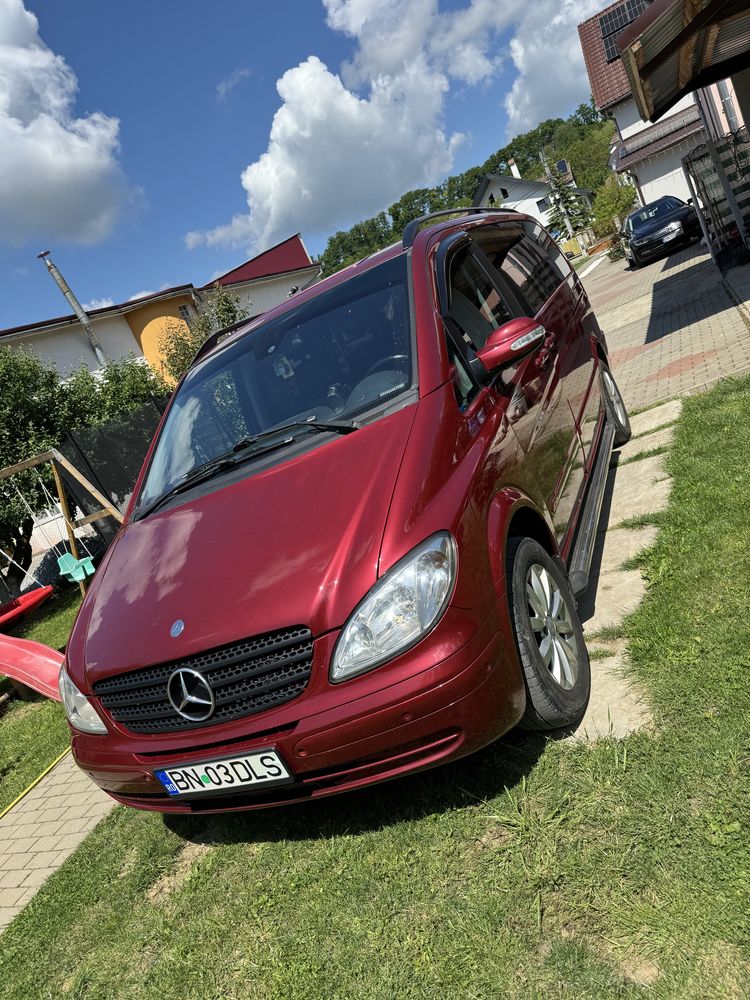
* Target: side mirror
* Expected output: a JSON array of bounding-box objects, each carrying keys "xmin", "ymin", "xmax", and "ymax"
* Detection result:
[
  {"xmin": 475, "ymin": 318, "xmax": 546, "ymax": 374},
  {"xmin": 687, "ymin": 198, "xmax": 693, "ymax": 205}
]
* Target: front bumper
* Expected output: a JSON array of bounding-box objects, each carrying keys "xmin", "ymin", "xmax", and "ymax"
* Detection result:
[
  {"xmin": 71, "ymin": 598, "xmax": 525, "ymax": 812},
  {"xmin": 630, "ymin": 229, "xmax": 689, "ymax": 260}
]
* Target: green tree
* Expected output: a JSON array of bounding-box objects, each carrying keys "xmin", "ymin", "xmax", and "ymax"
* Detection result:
[
  {"xmin": 160, "ymin": 284, "xmax": 248, "ymax": 383},
  {"xmin": 546, "ymin": 167, "xmax": 591, "ymax": 236},
  {"xmin": 0, "ymin": 347, "xmax": 166, "ymax": 580},
  {"xmin": 592, "ymin": 176, "xmax": 637, "ymax": 237}
]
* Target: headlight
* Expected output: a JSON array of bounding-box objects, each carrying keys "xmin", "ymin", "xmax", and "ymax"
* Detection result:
[
  {"xmin": 331, "ymin": 532, "xmax": 457, "ymax": 682},
  {"xmin": 654, "ymin": 221, "xmax": 682, "ymax": 238},
  {"xmin": 58, "ymin": 665, "xmax": 108, "ymax": 734}
]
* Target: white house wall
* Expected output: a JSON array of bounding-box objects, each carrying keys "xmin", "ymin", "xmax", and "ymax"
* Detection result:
[
  {"xmin": 615, "ymin": 93, "xmax": 697, "ymax": 140},
  {"xmin": 631, "ymin": 145, "xmax": 696, "ymax": 203},
  {"xmin": 7, "ymin": 314, "xmax": 141, "ymax": 376},
  {"xmin": 476, "ymin": 179, "xmax": 552, "ymax": 227},
  {"xmin": 226, "ymin": 267, "xmax": 321, "ymax": 318}
]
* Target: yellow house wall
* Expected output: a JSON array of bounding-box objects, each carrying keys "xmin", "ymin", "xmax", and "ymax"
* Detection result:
[{"xmin": 125, "ymin": 295, "xmax": 193, "ymax": 377}]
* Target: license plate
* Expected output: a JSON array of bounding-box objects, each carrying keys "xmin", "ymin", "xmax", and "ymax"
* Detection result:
[{"xmin": 154, "ymin": 749, "xmax": 291, "ymax": 797}]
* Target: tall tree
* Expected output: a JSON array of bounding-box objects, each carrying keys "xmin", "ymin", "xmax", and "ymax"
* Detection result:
[
  {"xmin": 546, "ymin": 167, "xmax": 591, "ymax": 236},
  {"xmin": 160, "ymin": 284, "xmax": 248, "ymax": 383}
]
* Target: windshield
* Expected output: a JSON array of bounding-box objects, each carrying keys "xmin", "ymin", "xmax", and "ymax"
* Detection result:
[
  {"xmin": 138, "ymin": 255, "xmax": 413, "ymax": 509},
  {"xmin": 626, "ymin": 198, "xmax": 683, "ymax": 233}
]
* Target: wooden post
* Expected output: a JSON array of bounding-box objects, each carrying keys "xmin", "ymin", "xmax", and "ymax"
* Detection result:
[{"xmin": 50, "ymin": 459, "xmax": 86, "ymax": 597}]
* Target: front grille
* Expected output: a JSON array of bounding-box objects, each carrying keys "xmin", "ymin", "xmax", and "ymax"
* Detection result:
[{"xmin": 93, "ymin": 626, "xmax": 313, "ymax": 734}]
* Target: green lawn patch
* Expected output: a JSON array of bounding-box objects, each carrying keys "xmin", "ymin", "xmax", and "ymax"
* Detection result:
[
  {"xmin": 2, "ymin": 378, "xmax": 749, "ymax": 997},
  {"xmin": 0, "ymin": 588, "xmax": 80, "ymax": 812},
  {"xmin": 8, "ymin": 585, "xmax": 82, "ymax": 650}
]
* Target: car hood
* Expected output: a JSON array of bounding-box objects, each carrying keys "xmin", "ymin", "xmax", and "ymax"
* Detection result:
[
  {"xmin": 73, "ymin": 406, "xmax": 417, "ymax": 684},
  {"xmin": 629, "ymin": 206, "xmax": 692, "ymax": 240}
]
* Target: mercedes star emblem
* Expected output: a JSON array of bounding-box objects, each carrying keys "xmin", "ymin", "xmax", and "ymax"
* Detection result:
[{"xmin": 167, "ymin": 667, "xmax": 215, "ymax": 722}]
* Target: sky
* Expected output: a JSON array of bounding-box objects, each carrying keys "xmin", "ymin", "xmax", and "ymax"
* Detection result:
[{"xmin": 0, "ymin": 0, "xmax": 603, "ymax": 330}]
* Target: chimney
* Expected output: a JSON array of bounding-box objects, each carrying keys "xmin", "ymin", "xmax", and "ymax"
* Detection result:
[
  {"xmin": 37, "ymin": 251, "xmax": 107, "ymax": 367},
  {"xmin": 507, "ymin": 158, "xmax": 522, "ymax": 180}
]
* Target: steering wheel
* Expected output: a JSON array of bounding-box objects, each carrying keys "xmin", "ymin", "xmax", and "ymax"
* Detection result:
[{"xmin": 363, "ymin": 355, "xmax": 408, "ymax": 378}]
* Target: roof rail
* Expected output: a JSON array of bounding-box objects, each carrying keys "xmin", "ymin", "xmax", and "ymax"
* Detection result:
[
  {"xmin": 401, "ymin": 206, "xmax": 516, "ymax": 250},
  {"xmin": 189, "ymin": 315, "xmax": 250, "ymax": 369}
]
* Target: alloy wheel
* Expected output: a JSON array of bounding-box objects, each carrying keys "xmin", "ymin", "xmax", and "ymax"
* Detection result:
[
  {"xmin": 525, "ymin": 564, "xmax": 579, "ymax": 690},
  {"xmin": 603, "ymin": 370, "xmax": 628, "ymax": 428}
]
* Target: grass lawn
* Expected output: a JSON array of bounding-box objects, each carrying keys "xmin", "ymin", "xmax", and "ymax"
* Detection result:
[
  {"xmin": 2, "ymin": 378, "xmax": 749, "ymax": 997},
  {"xmin": 0, "ymin": 587, "xmax": 81, "ymax": 813}
]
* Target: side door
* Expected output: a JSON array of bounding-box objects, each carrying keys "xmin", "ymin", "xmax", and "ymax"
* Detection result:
[
  {"xmin": 474, "ymin": 223, "xmax": 587, "ymax": 550},
  {"xmin": 439, "ymin": 229, "xmax": 560, "ymax": 520}
]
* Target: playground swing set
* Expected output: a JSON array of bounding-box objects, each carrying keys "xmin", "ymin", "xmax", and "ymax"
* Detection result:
[{"xmin": 0, "ymin": 448, "xmax": 123, "ymax": 630}]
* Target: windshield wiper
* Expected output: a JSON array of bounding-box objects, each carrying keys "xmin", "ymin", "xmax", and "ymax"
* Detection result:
[
  {"xmin": 230, "ymin": 418, "xmax": 359, "ymax": 455},
  {"xmin": 136, "ymin": 419, "xmax": 359, "ymax": 520}
]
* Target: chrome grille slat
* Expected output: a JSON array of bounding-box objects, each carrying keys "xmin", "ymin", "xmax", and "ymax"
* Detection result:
[{"xmin": 93, "ymin": 627, "xmax": 313, "ymax": 734}]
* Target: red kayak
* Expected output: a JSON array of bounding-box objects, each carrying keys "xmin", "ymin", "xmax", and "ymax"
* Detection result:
[
  {"xmin": 0, "ymin": 585, "xmax": 54, "ymax": 632},
  {"xmin": 0, "ymin": 633, "xmax": 63, "ymax": 701}
]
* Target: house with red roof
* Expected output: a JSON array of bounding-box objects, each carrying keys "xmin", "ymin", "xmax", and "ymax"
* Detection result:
[
  {"xmin": 0, "ymin": 234, "xmax": 321, "ymax": 377},
  {"xmin": 578, "ymin": 1, "xmax": 743, "ymax": 206}
]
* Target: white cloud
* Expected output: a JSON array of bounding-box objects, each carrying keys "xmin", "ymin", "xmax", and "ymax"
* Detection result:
[
  {"xmin": 0, "ymin": 0, "xmax": 127, "ymax": 246},
  {"xmin": 128, "ymin": 289, "xmax": 155, "ymax": 301},
  {"xmin": 186, "ymin": 0, "xmax": 601, "ymax": 255},
  {"xmin": 216, "ymin": 67, "xmax": 252, "ymax": 104},
  {"xmin": 82, "ymin": 296, "xmax": 114, "ymax": 310},
  {"xmin": 503, "ymin": 0, "xmax": 603, "ymax": 133}
]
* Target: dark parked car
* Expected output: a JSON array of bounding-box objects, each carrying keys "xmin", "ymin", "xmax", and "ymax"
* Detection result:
[
  {"xmin": 622, "ymin": 195, "xmax": 702, "ymax": 267},
  {"xmin": 59, "ymin": 208, "xmax": 631, "ymax": 814}
]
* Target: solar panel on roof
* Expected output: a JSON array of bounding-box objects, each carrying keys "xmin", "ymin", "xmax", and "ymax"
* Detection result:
[{"xmin": 600, "ymin": 0, "xmax": 651, "ymax": 63}]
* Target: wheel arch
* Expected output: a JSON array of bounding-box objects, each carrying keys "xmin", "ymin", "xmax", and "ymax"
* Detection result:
[{"xmin": 486, "ymin": 488, "xmax": 558, "ymax": 597}]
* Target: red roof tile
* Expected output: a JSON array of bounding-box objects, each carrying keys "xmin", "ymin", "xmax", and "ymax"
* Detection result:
[
  {"xmin": 578, "ymin": 1, "xmax": 633, "ymax": 111},
  {"xmin": 210, "ymin": 234, "xmax": 314, "ymax": 287}
]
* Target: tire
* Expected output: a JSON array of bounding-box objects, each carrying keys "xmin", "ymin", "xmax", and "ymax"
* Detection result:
[
  {"xmin": 601, "ymin": 366, "xmax": 631, "ymax": 446},
  {"xmin": 506, "ymin": 537, "xmax": 590, "ymax": 731}
]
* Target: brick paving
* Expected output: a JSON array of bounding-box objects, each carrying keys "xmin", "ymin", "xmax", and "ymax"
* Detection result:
[
  {"xmin": 2, "ymin": 242, "xmax": 750, "ymax": 936},
  {"xmin": 581, "ymin": 243, "xmax": 750, "ymax": 410},
  {"xmin": 0, "ymin": 751, "xmax": 113, "ymax": 932}
]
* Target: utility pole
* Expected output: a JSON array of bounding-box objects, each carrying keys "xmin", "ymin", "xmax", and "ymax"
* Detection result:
[{"xmin": 37, "ymin": 251, "xmax": 107, "ymax": 367}]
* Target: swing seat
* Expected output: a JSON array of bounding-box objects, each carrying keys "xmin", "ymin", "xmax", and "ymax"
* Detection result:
[
  {"xmin": 57, "ymin": 553, "xmax": 95, "ymax": 583},
  {"xmin": 0, "ymin": 586, "xmax": 54, "ymax": 632}
]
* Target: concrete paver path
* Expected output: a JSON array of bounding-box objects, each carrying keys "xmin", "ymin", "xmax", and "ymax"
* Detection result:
[
  {"xmin": 581, "ymin": 244, "xmax": 750, "ymax": 411},
  {"xmin": 0, "ymin": 751, "xmax": 113, "ymax": 931}
]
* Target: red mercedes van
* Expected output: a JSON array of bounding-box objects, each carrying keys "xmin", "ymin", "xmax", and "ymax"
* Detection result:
[{"xmin": 60, "ymin": 209, "xmax": 630, "ymax": 813}]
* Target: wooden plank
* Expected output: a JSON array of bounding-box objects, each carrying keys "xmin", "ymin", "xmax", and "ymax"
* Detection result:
[
  {"xmin": 73, "ymin": 509, "xmax": 114, "ymax": 529},
  {"xmin": 51, "ymin": 461, "xmax": 86, "ymax": 598},
  {"xmin": 51, "ymin": 450, "xmax": 123, "ymax": 523},
  {"xmin": 0, "ymin": 452, "xmax": 55, "ymax": 480}
]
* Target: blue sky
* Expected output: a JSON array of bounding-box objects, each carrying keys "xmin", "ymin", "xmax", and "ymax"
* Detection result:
[{"xmin": 0, "ymin": 0, "xmax": 600, "ymax": 330}]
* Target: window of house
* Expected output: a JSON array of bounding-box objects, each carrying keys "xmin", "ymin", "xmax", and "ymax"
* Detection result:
[
  {"xmin": 178, "ymin": 304, "xmax": 193, "ymax": 323},
  {"xmin": 536, "ymin": 197, "xmax": 550, "ymax": 213}
]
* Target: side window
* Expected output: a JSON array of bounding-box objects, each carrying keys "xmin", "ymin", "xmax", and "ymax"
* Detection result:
[
  {"xmin": 448, "ymin": 248, "xmax": 514, "ymax": 351},
  {"xmin": 445, "ymin": 334, "xmax": 477, "ymax": 409},
  {"xmin": 499, "ymin": 236, "xmax": 563, "ymax": 316}
]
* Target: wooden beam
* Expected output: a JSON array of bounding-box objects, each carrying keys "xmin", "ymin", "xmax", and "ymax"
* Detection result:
[
  {"xmin": 51, "ymin": 450, "xmax": 123, "ymax": 523},
  {"xmin": 0, "ymin": 452, "xmax": 56, "ymax": 480},
  {"xmin": 51, "ymin": 461, "xmax": 86, "ymax": 597},
  {"xmin": 73, "ymin": 509, "xmax": 114, "ymax": 529}
]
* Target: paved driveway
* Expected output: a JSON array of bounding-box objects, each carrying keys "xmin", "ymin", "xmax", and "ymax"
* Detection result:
[{"xmin": 581, "ymin": 244, "xmax": 750, "ymax": 410}]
